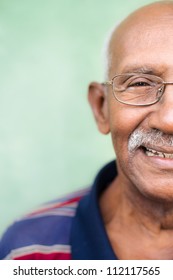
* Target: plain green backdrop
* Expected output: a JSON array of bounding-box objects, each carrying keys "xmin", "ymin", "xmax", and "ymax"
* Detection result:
[{"xmin": 0, "ymin": 0, "xmax": 156, "ymax": 236}]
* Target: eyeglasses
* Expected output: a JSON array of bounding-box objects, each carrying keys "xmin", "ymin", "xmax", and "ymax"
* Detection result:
[{"xmin": 103, "ymin": 73, "xmax": 173, "ymax": 106}]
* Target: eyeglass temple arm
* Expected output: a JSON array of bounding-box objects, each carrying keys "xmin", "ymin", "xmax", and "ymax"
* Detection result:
[
  {"xmin": 102, "ymin": 81, "xmax": 112, "ymax": 86},
  {"xmin": 162, "ymin": 82, "xmax": 173, "ymax": 85}
]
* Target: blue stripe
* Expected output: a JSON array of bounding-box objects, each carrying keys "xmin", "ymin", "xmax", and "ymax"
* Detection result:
[{"xmin": 0, "ymin": 215, "xmax": 74, "ymax": 259}]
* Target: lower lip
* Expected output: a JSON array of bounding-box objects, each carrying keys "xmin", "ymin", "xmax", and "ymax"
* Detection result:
[{"xmin": 137, "ymin": 148, "xmax": 173, "ymax": 169}]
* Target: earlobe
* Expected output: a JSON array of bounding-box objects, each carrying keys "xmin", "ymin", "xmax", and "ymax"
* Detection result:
[{"xmin": 88, "ymin": 82, "xmax": 110, "ymax": 134}]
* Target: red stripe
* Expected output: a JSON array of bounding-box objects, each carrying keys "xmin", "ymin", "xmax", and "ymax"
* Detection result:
[
  {"xmin": 14, "ymin": 252, "xmax": 72, "ymax": 260},
  {"xmin": 27, "ymin": 196, "xmax": 82, "ymax": 217}
]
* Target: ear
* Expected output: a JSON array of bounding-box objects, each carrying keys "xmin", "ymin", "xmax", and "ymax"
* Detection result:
[{"xmin": 88, "ymin": 82, "xmax": 110, "ymax": 134}]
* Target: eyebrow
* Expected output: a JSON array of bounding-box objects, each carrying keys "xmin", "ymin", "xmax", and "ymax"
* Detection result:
[{"xmin": 120, "ymin": 65, "xmax": 163, "ymax": 76}]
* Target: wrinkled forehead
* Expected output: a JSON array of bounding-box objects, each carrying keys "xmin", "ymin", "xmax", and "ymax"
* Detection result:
[{"xmin": 109, "ymin": 4, "xmax": 173, "ymax": 78}]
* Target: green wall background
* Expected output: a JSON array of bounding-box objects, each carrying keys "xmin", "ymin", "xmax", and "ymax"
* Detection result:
[{"xmin": 0, "ymin": 0, "xmax": 156, "ymax": 236}]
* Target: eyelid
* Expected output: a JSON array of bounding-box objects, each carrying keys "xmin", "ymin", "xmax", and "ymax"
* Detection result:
[{"xmin": 128, "ymin": 81, "xmax": 151, "ymax": 88}]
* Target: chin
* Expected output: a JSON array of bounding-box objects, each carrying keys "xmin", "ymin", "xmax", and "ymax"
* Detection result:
[
  {"xmin": 118, "ymin": 151, "xmax": 173, "ymax": 205},
  {"xmin": 130, "ymin": 174, "xmax": 173, "ymax": 204}
]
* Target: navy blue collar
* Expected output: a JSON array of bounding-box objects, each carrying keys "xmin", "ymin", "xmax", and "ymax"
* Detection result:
[{"xmin": 71, "ymin": 160, "xmax": 118, "ymax": 260}]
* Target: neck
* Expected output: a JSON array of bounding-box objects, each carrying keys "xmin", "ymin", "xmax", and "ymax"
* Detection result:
[
  {"xmin": 99, "ymin": 176, "xmax": 173, "ymax": 259},
  {"xmin": 100, "ymin": 175, "xmax": 173, "ymax": 231}
]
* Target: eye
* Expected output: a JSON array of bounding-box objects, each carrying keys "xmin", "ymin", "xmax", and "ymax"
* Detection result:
[
  {"xmin": 127, "ymin": 78, "xmax": 153, "ymax": 88},
  {"xmin": 129, "ymin": 81, "xmax": 150, "ymax": 87}
]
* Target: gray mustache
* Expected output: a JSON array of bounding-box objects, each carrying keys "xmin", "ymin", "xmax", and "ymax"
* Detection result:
[{"xmin": 128, "ymin": 129, "xmax": 173, "ymax": 152}]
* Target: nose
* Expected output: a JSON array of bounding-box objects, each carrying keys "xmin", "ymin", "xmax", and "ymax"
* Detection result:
[{"xmin": 148, "ymin": 84, "xmax": 173, "ymax": 134}]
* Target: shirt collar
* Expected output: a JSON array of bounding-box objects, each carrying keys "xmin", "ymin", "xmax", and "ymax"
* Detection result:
[{"xmin": 71, "ymin": 160, "xmax": 118, "ymax": 260}]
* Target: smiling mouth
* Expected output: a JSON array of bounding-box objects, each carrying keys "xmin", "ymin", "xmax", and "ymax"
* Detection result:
[{"xmin": 142, "ymin": 147, "xmax": 173, "ymax": 159}]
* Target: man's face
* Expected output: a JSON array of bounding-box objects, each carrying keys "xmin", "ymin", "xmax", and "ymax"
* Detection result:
[{"xmin": 107, "ymin": 12, "xmax": 173, "ymax": 202}]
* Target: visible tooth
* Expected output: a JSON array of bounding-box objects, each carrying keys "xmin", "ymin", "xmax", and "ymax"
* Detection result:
[
  {"xmin": 160, "ymin": 152, "xmax": 165, "ymax": 158},
  {"xmin": 145, "ymin": 148, "xmax": 173, "ymax": 158},
  {"xmin": 148, "ymin": 148, "xmax": 155, "ymax": 153},
  {"xmin": 164, "ymin": 153, "xmax": 173, "ymax": 159},
  {"xmin": 146, "ymin": 150, "xmax": 155, "ymax": 157},
  {"xmin": 158, "ymin": 152, "xmax": 164, "ymax": 158}
]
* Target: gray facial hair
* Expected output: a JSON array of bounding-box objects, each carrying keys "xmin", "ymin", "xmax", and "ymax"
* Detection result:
[{"xmin": 128, "ymin": 129, "xmax": 173, "ymax": 153}]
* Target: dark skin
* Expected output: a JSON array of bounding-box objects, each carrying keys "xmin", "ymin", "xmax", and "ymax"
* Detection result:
[{"xmin": 88, "ymin": 1, "xmax": 173, "ymax": 259}]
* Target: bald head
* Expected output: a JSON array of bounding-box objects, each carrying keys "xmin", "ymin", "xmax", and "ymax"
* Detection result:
[{"xmin": 106, "ymin": 0, "xmax": 173, "ymax": 79}]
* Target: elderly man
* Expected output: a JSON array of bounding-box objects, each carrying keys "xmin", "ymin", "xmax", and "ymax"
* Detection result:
[{"xmin": 1, "ymin": 0, "xmax": 173, "ymax": 260}]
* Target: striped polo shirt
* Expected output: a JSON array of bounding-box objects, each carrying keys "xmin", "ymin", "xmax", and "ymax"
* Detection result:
[{"xmin": 0, "ymin": 161, "xmax": 117, "ymax": 260}]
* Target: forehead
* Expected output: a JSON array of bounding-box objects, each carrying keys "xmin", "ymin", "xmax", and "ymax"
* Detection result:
[{"xmin": 109, "ymin": 8, "xmax": 173, "ymax": 77}]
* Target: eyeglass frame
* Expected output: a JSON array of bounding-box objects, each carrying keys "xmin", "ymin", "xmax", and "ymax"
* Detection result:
[{"xmin": 102, "ymin": 73, "xmax": 173, "ymax": 106}]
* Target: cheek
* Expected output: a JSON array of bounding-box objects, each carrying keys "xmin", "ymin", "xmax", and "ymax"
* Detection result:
[{"xmin": 108, "ymin": 102, "xmax": 150, "ymax": 153}]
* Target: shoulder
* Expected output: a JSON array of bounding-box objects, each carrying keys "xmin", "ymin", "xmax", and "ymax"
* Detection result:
[{"xmin": 0, "ymin": 188, "xmax": 90, "ymax": 260}]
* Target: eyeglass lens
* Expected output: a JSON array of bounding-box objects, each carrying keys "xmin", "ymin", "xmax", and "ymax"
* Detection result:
[{"xmin": 112, "ymin": 74, "xmax": 164, "ymax": 105}]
